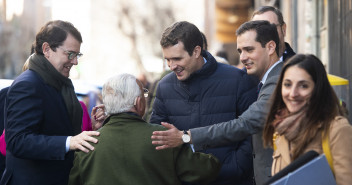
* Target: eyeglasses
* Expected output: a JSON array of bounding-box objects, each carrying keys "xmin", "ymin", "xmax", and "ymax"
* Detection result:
[
  {"xmin": 59, "ymin": 47, "xmax": 83, "ymax": 60},
  {"xmin": 143, "ymin": 88, "xmax": 149, "ymax": 98}
]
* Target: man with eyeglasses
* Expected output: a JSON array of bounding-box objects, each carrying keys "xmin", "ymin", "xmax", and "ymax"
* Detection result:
[{"xmin": 1, "ymin": 20, "xmax": 100, "ymax": 185}]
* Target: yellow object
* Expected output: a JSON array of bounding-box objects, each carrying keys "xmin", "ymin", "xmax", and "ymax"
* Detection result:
[
  {"xmin": 322, "ymin": 132, "xmax": 335, "ymax": 176},
  {"xmin": 273, "ymin": 132, "xmax": 278, "ymax": 151},
  {"xmin": 328, "ymin": 74, "xmax": 349, "ymax": 86}
]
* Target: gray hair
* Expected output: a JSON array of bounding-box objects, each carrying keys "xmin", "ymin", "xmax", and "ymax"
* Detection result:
[{"xmin": 102, "ymin": 73, "xmax": 141, "ymax": 114}]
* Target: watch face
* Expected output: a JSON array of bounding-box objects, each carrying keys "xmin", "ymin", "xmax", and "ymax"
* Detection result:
[{"xmin": 182, "ymin": 134, "xmax": 191, "ymax": 143}]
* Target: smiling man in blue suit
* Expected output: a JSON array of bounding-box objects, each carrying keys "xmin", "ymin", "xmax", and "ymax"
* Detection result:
[{"xmin": 1, "ymin": 20, "xmax": 100, "ymax": 185}]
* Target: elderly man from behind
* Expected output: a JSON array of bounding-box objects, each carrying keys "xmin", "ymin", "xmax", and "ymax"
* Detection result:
[{"xmin": 68, "ymin": 73, "xmax": 221, "ymax": 185}]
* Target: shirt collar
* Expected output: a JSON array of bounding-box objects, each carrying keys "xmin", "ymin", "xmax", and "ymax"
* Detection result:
[{"xmin": 261, "ymin": 57, "xmax": 283, "ymax": 84}]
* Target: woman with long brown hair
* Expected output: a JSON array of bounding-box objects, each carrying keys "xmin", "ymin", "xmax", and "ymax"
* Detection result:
[{"xmin": 263, "ymin": 54, "xmax": 352, "ymax": 184}]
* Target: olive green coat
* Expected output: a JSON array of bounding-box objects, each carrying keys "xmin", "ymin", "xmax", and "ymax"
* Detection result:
[{"xmin": 68, "ymin": 113, "xmax": 220, "ymax": 185}]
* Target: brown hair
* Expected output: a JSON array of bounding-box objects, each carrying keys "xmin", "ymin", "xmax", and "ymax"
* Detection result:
[
  {"xmin": 34, "ymin": 20, "xmax": 82, "ymax": 55},
  {"xmin": 160, "ymin": 21, "xmax": 203, "ymax": 56},
  {"xmin": 236, "ymin": 20, "xmax": 280, "ymax": 57},
  {"xmin": 263, "ymin": 54, "xmax": 344, "ymax": 159}
]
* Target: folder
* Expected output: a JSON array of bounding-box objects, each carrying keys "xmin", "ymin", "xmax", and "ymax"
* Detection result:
[{"xmin": 269, "ymin": 154, "xmax": 336, "ymax": 185}]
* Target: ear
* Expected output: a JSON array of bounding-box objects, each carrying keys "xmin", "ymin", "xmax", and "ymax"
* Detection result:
[
  {"xmin": 281, "ymin": 23, "xmax": 287, "ymax": 37},
  {"xmin": 42, "ymin": 42, "xmax": 51, "ymax": 59},
  {"xmin": 193, "ymin": 46, "xmax": 202, "ymax": 58},
  {"xmin": 134, "ymin": 96, "xmax": 144, "ymax": 116},
  {"xmin": 266, "ymin": 40, "xmax": 277, "ymax": 56}
]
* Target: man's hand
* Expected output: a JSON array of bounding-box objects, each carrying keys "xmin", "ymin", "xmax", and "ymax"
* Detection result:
[
  {"xmin": 70, "ymin": 131, "xmax": 100, "ymax": 153},
  {"xmin": 91, "ymin": 104, "xmax": 106, "ymax": 130},
  {"xmin": 151, "ymin": 122, "xmax": 185, "ymax": 150}
]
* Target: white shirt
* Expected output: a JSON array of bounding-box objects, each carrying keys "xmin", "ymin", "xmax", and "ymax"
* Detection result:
[{"xmin": 260, "ymin": 56, "xmax": 283, "ymax": 84}]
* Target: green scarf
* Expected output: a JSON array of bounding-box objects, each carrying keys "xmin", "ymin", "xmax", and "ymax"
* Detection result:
[{"xmin": 28, "ymin": 54, "xmax": 82, "ymax": 135}]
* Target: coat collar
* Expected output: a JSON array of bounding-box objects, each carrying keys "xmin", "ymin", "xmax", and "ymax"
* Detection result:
[
  {"xmin": 267, "ymin": 61, "xmax": 284, "ymax": 81},
  {"xmin": 283, "ymin": 42, "xmax": 296, "ymax": 62},
  {"xmin": 184, "ymin": 51, "xmax": 218, "ymax": 82},
  {"xmin": 102, "ymin": 112, "xmax": 145, "ymax": 127}
]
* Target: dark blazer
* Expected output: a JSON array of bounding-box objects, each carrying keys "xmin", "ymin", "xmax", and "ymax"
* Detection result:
[
  {"xmin": 0, "ymin": 87, "xmax": 8, "ymax": 133},
  {"xmin": 69, "ymin": 113, "xmax": 221, "ymax": 185},
  {"xmin": 1, "ymin": 70, "xmax": 75, "ymax": 185},
  {"xmin": 191, "ymin": 62, "xmax": 285, "ymax": 185},
  {"xmin": 0, "ymin": 87, "xmax": 8, "ymax": 176},
  {"xmin": 283, "ymin": 42, "xmax": 295, "ymax": 62},
  {"xmin": 150, "ymin": 51, "xmax": 257, "ymax": 185}
]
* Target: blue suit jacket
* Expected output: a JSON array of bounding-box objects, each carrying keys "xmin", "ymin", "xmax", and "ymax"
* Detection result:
[{"xmin": 1, "ymin": 70, "xmax": 75, "ymax": 185}]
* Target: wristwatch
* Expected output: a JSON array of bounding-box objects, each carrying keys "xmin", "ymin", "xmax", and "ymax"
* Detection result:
[{"xmin": 182, "ymin": 130, "xmax": 191, "ymax": 143}]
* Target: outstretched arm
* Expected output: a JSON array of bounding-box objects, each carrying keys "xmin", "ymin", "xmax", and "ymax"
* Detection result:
[
  {"xmin": 151, "ymin": 75, "xmax": 279, "ymax": 151},
  {"xmin": 191, "ymin": 75, "xmax": 278, "ymax": 151},
  {"xmin": 151, "ymin": 122, "xmax": 185, "ymax": 150}
]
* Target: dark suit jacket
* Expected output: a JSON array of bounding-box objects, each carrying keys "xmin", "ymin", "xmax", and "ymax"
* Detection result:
[
  {"xmin": 1, "ymin": 70, "xmax": 76, "ymax": 185},
  {"xmin": 191, "ymin": 62, "xmax": 285, "ymax": 185},
  {"xmin": 0, "ymin": 87, "xmax": 9, "ymax": 176},
  {"xmin": 69, "ymin": 113, "xmax": 221, "ymax": 185},
  {"xmin": 283, "ymin": 42, "xmax": 295, "ymax": 62},
  {"xmin": 0, "ymin": 87, "xmax": 8, "ymax": 133}
]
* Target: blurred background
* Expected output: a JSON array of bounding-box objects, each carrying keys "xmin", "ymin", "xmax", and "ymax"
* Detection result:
[{"xmin": 0, "ymin": 0, "xmax": 351, "ymax": 120}]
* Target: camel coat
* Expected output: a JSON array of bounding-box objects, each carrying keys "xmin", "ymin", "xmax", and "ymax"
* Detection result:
[{"xmin": 272, "ymin": 116, "xmax": 352, "ymax": 185}]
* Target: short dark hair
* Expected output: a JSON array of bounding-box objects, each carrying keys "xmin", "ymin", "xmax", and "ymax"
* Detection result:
[
  {"xmin": 263, "ymin": 54, "xmax": 343, "ymax": 159},
  {"xmin": 160, "ymin": 21, "xmax": 203, "ymax": 56},
  {"xmin": 200, "ymin": 32, "xmax": 208, "ymax": 51},
  {"xmin": 252, "ymin": 6, "xmax": 285, "ymax": 26},
  {"xmin": 236, "ymin": 20, "xmax": 279, "ymax": 57},
  {"xmin": 34, "ymin": 20, "xmax": 82, "ymax": 55}
]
